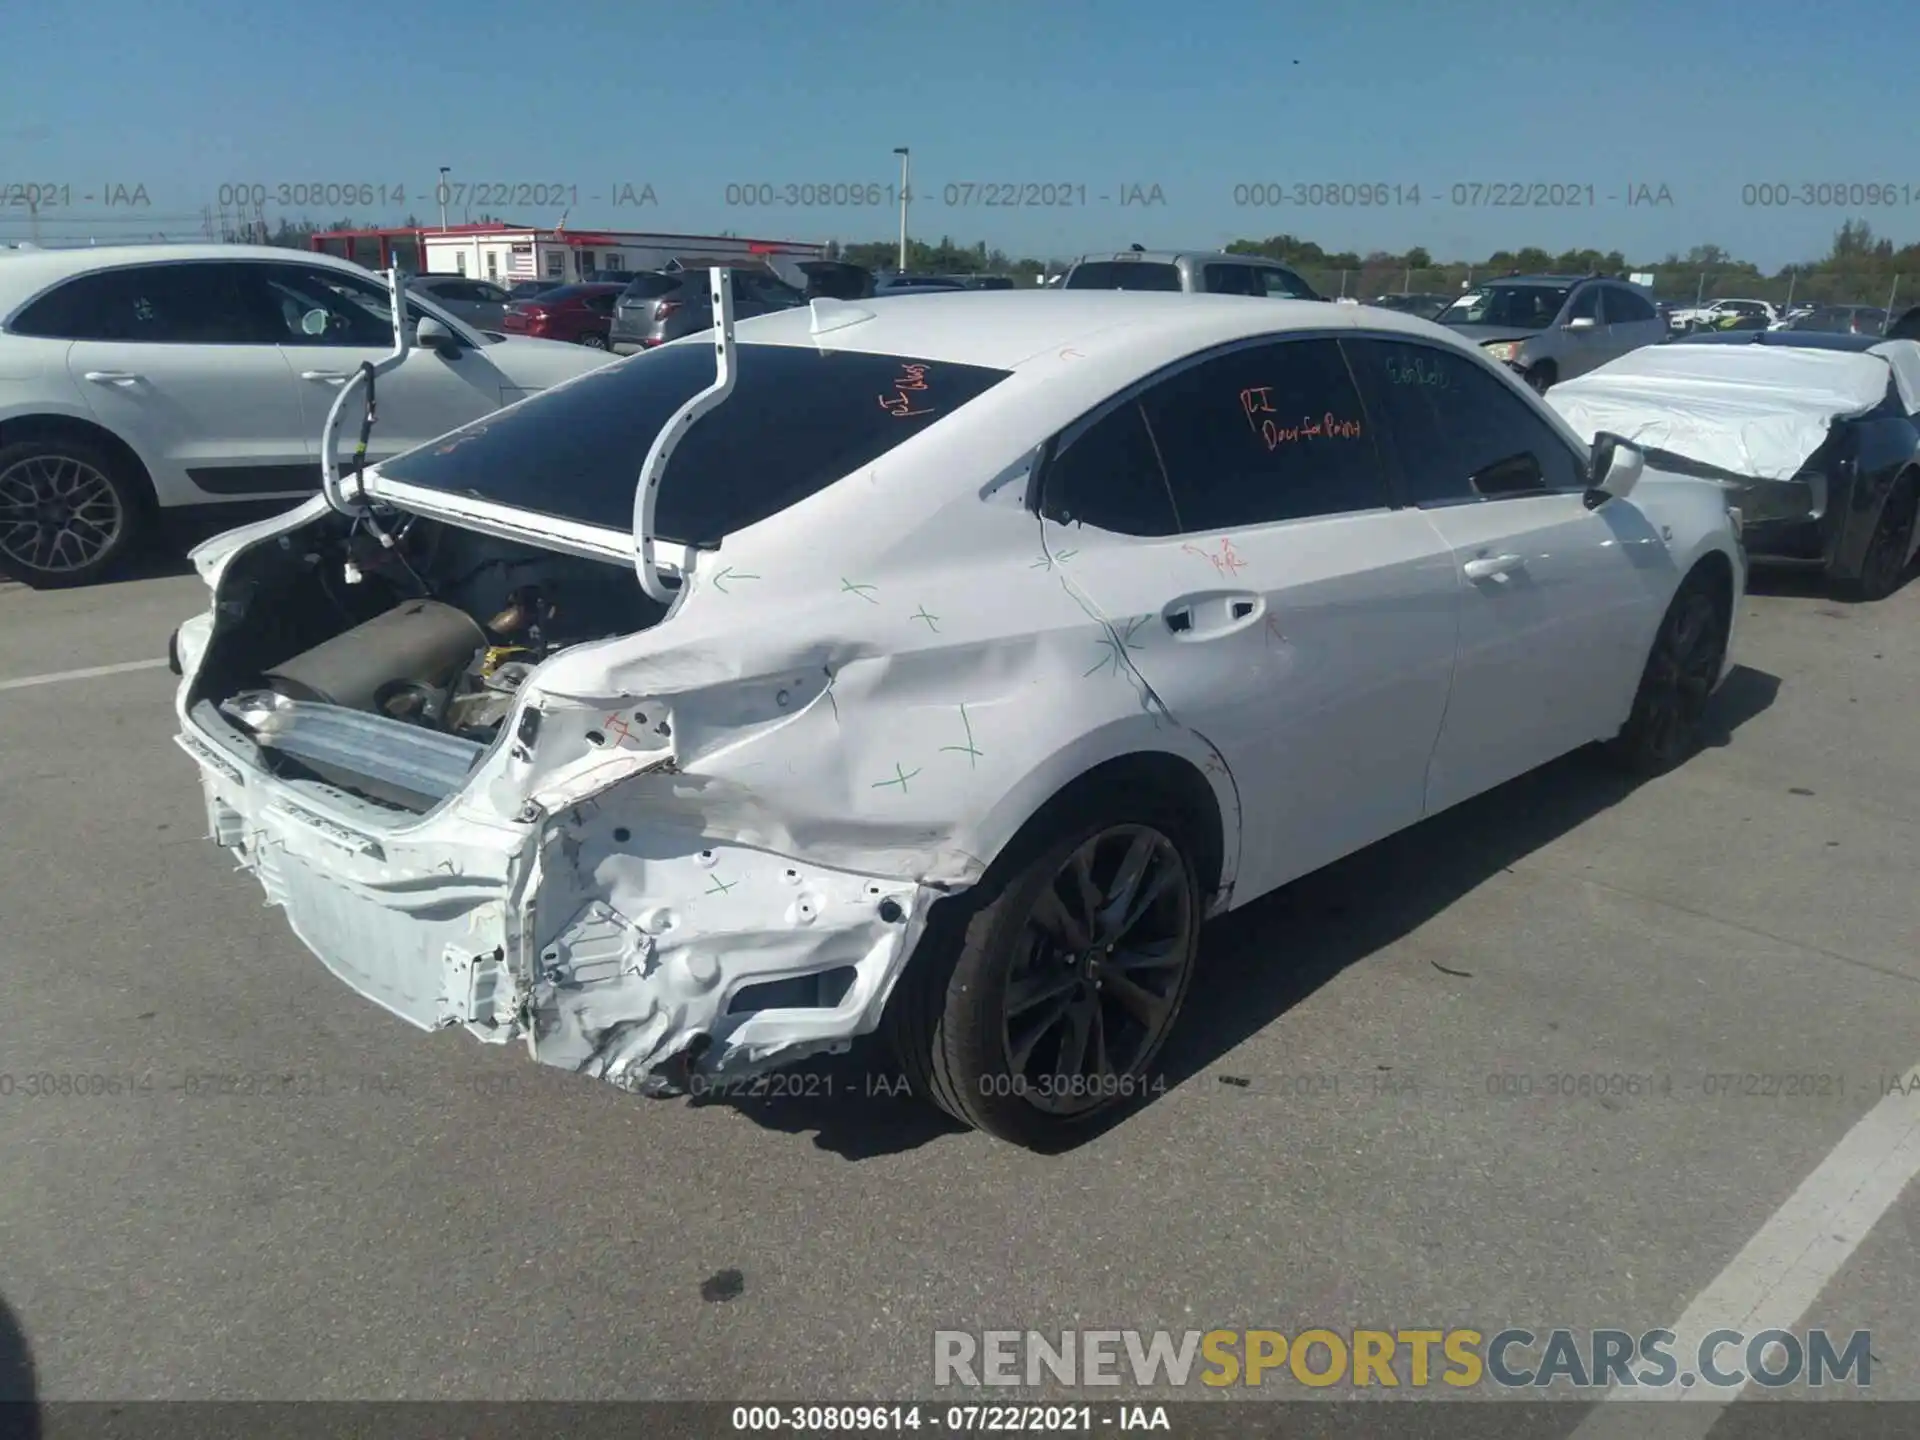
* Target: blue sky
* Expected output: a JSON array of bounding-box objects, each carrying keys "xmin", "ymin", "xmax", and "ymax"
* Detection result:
[{"xmin": 4, "ymin": 0, "xmax": 1915, "ymax": 270}]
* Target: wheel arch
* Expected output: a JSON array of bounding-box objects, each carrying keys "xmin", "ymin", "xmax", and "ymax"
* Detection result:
[
  {"xmin": 951, "ymin": 743, "xmax": 1234, "ymax": 915},
  {"xmin": 1828, "ymin": 446, "xmax": 1918, "ymax": 584},
  {"xmin": 0, "ymin": 412, "xmax": 160, "ymax": 510}
]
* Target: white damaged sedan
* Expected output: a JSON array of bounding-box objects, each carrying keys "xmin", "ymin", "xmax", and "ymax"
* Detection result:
[{"xmin": 172, "ymin": 280, "xmax": 1745, "ymax": 1147}]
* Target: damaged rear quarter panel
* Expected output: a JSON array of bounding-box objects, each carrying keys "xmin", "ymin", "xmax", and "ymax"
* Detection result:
[{"xmin": 487, "ymin": 433, "xmax": 1243, "ymax": 1080}]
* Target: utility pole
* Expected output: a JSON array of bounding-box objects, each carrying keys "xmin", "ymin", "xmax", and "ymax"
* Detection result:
[
  {"xmin": 438, "ymin": 167, "xmax": 451, "ymax": 231},
  {"xmin": 893, "ymin": 147, "xmax": 910, "ymax": 272}
]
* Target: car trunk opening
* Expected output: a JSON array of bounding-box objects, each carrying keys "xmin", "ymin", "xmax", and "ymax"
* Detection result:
[{"xmin": 186, "ymin": 508, "xmax": 671, "ymax": 816}]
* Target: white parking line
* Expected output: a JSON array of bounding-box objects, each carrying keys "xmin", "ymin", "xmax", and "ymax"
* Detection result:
[
  {"xmin": 0, "ymin": 657, "xmax": 170, "ymax": 692},
  {"xmin": 1570, "ymin": 1057, "xmax": 1920, "ymax": 1435}
]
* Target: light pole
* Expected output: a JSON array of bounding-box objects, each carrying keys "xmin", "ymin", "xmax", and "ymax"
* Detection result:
[
  {"xmin": 893, "ymin": 147, "xmax": 910, "ymax": 273},
  {"xmin": 438, "ymin": 167, "xmax": 451, "ymax": 231}
]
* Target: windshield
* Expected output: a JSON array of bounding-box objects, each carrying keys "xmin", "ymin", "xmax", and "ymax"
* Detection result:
[
  {"xmin": 377, "ymin": 340, "xmax": 1011, "ymax": 545},
  {"xmin": 1436, "ymin": 284, "xmax": 1570, "ymax": 328}
]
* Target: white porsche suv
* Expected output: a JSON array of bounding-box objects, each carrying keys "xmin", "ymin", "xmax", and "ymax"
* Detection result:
[{"xmin": 0, "ymin": 244, "xmax": 620, "ymax": 587}]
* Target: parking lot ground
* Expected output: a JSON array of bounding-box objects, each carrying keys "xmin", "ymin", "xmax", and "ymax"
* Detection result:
[{"xmin": 0, "ymin": 562, "xmax": 1916, "ymax": 1419}]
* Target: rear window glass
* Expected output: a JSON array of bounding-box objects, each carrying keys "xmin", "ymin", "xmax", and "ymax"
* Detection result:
[
  {"xmin": 527, "ymin": 284, "xmax": 600, "ymax": 303},
  {"xmin": 377, "ymin": 341, "xmax": 1012, "ymax": 545},
  {"xmin": 1065, "ymin": 262, "xmax": 1183, "ymax": 292},
  {"xmin": 619, "ymin": 274, "xmax": 680, "ymax": 299}
]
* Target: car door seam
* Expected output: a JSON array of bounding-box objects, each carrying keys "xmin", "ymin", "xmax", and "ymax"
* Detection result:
[{"xmin": 1418, "ymin": 512, "xmax": 1468, "ymax": 817}]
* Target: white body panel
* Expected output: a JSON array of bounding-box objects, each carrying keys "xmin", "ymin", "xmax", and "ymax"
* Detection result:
[
  {"xmin": 66, "ymin": 338, "xmax": 308, "ymax": 501},
  {"xmin": 1419, "ymin": 493, "xmax": 1669, "ymax": 810}
]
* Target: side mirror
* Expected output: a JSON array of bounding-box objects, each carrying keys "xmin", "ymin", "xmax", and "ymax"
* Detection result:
[
  {"xmin": 1585, "ymin": 431, "xmax": 1645, "ymax": 508},
  {"xmin": 415, "ymin": 315, "xmax": 464, "ymax": 357},
  {"xmin": 1566, "ymin": 315, "xmax": 1599, "ymax": 333}
]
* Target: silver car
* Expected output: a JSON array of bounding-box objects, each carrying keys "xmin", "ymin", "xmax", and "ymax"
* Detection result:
[
  {"xmin": 405, "ymin": 274, "xmax": 514, "ymax": 331},
  {"xmin": 1432, "ymin": 275, "xmax": 1669, "ymax": 391},
  {"xmin": 1062, "ymin": 249, "xmax": 1323, "ymax": 300}
]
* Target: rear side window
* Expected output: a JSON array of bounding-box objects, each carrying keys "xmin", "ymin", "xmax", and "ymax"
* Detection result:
[
  {"xmin": 378, "ymin": 342, "xmax": 1012, "ymax": 544},
  {"xmin": 620, "ymin": 274, "xmax": 680, "ymax": 300},
  {"xmin": 1041, "ymin": 400, "xmax": 1180, "ymax": 536},
  {"xmin": 1065, "ymin": 262, "xmax": 1183, "ymax": 292},
  {"xmin": 1202, "ymin": 264, "xmax": 1261, "ymax": 297},
  {"xmin": 1346, "ymin": 336, "xmax": 1584, "ymax": 505},
  {"xmin": 11, "ymin": 263, "xmax": 270, "ymax": 343},
  {"xmin": 1256, "ymin": 268, "xmax": 1318, "ymax": 299},
  {"xmin": 1137, "ymin": 338, "xmax": 1389, "ymax": 529},
  {"xmin": 1606, "ymin": 286, "xmax": 1657, "ymax": 323}
]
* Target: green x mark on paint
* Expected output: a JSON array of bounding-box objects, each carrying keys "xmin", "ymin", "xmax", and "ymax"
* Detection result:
[
  {"xmin": 841, "ymin": 578, "xmax": 880, "ymax": 603},
  {"xmin": 872, "ymin": 762, "xmax": 922, "ymax": 792},
  {"xmin": 711, "ymin": 566, "xmax": 760, "ymax": 594},
  {"xmin": 705, "ymin": 875, "xmax": 738, "ymax": 896},
  {"xmin": 938, "ymin": 703, "xmax": 984, "ymax": 768},
  {"xmin": 1085, "ymin": 617, "xmax": 1150, "ymax": 678},
  {"xmin": 911, "ymin": 606, "xmax": 940, "ymax": 631}
]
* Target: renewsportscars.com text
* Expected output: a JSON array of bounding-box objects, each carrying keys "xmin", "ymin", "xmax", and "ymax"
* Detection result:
[{"xmin": 933, "ymin": 1328, "xmax": 1872, "ymax": 1391}]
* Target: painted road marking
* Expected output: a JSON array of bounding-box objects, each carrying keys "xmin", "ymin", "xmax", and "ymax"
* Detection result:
[
  {"xmin": 0, "ymin": 657, "xmax": 170, "ymax": 692},
  {"xmin": 1570, "ymin": 1056, "xmax": 1920, "ymax": 1434}
]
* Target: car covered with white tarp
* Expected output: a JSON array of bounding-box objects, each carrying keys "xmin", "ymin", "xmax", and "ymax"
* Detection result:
[{"xmin": 1547, "ymin": 337, "xmax": 1920, "ymax": 599}]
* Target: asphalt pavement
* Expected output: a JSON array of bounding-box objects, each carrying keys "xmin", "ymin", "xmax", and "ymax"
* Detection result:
[{"xmin": 0, "ymin": 553, "xmax": 1916, "ymax": 1425}]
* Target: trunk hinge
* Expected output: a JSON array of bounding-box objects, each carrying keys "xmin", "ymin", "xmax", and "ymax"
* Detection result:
[
  {"xmin": 633, "ymin": 267, "xmax": 737, "ymax": 604},
  {"xmin": 319, "ymin": 267, "xmax": 413, "ymax": 520}
]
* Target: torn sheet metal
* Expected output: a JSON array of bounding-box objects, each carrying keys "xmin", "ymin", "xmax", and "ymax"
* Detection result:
[{"xmin": 1547, "ymin": 343, "xmax": 1899, "ymax": 480}]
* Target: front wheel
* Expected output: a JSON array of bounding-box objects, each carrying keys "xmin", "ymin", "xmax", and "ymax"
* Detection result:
[
  {"xmin": 1605, "ymin": 571, "xmax": 1729, "ymax": 775},
  {"xmin": 1837, "ymin": 470, "xmax": 1917, "ymax": 602},
  {"xmin": 888, "ymin": 803, "xmax": 1203, "ymax": 1148}
]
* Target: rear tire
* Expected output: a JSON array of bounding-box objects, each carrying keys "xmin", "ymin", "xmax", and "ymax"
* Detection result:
[
  {"xmin": 580, "ymin": 333, "xmax": 609, "ymax": 350},
  {"xmin": 886, "ymin": 793, "xmax": 1204, "ymax": 1149},
  {"xmin": 0, "ymin": 436, "xmax": 149, "ymax": 588},
  {"xmin": 1605, "ymin": 569, "xmax": 1729, "ymax": 776},
  {"xmin": 1836, "ymin": 470, "xmax": 1917, "ymax": 602}
]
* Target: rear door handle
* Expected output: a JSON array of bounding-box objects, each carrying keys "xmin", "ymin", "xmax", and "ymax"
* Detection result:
[
  {"xmin": 300, "ymin": 370, "xmax": 351, "ymax": 383},
  {"xmin": 1463, "ymin": 553, "xmax": 1525, "ymax": 582},
  {"xmin": 83, "ymin": 370, "xmax": 143, "ymax": 387}
]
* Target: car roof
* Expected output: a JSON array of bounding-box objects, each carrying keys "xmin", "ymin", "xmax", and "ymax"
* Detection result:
[
  {"xmin": 1073, "ymin": 250, "xmax": 1289, "ymax": 267},
  {"xmin": 689, "ymin": 288, "xmax": 1478, "ymax": 374},
  {"xmin": 1477, "ymin": 274, "xmax": 1593, "ymax": 287},
  {"xmin": 1673, "ymin": 330, "xmax": 1882, "ymax": 352},
  {"xmin": 0, "ymin": 242, "xmax": 380, "ymax": 308}
]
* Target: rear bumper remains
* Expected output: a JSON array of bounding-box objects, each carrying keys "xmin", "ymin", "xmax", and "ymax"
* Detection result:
[{"xmin": 175, "ymin": 706, "xmax": 933, "ymax": 1092}]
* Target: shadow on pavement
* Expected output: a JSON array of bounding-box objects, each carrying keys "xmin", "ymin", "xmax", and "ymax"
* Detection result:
[
  {"xmin": 707, "ymin": 664, "xmax": 1781, "ymax": 1161},
  {"xmin": 0, "ymin": 1290, "xmax": 39, "ymax": 1439},
  {"xmin": 1141, "ymin": 663, "xmax": 1783, "ymax": 1132}
]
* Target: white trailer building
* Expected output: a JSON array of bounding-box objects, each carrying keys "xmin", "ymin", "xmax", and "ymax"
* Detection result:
[{"xmin": 309, "ymin": 224, "xmax": 828, "ymax": 286}]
